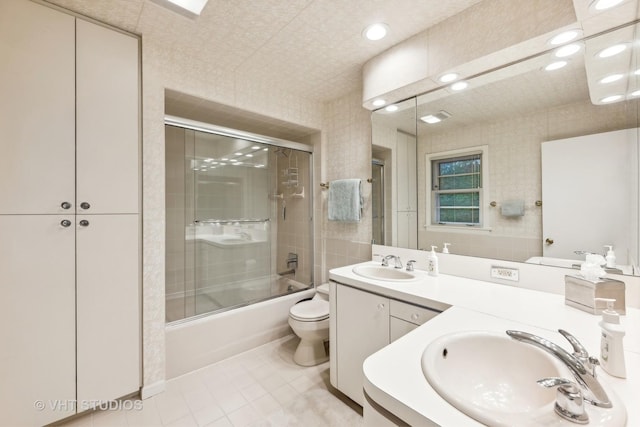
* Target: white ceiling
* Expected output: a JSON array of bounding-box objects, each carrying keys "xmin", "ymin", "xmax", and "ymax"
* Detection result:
[{"xmin": 44, "ymin": 0, "xmax": 483, "ymax": 103}]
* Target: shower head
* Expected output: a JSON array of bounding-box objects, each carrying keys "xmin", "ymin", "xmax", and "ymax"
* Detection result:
[{"xmin": 274, "ymin": 147, "xmax": 290, "ymax": 157}]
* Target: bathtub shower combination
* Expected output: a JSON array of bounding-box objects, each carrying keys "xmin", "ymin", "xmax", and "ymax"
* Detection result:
[{"xmin": 165, "ymin": 117, "xmax": 314, "ymax": 323}]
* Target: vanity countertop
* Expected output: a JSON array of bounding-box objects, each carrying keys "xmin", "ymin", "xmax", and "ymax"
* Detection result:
[{"xmin": 329, "ymin": 261, "xmax": 640, "ymax": 426}]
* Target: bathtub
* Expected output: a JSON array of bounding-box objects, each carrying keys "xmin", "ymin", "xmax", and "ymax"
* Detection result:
[{"xmin": 165, "ymin": 286, "xmax": 314, "ymax": 378}]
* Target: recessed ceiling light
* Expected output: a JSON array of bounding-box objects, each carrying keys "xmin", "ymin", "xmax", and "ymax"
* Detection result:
[
  {"xmin": 252, "ymin": 146, "xmax": 260, "ymax": 150},
  {"xmin": 245, "ymin": 154, "xmax": 253, "ymax": 158},
  {"xmin": 592, "ymin": 0, "xmax": 624, "ymax": 10},
  {"xmin": 372, "ymin": 99, "xmax": 386, "ymax": 107},
  {"xmin": 545, "ymin": 61, "xmax": 568, "ymax": 71},
  {"xmin": 151, "ymin": 0, "xmax": 209, "ymax": 17},
  {"xmin": 363, "ymin": 23, "xmax": 389, "ymax": 41},
  {"xmin": 597, "ymin": 44, "xmax": 627, "ymax": 58},
  {"xmin": 385, "ymin": 105, "xmax": 398, "ymax": 112},
  {"xmin": 600, "ymin": 95, "xmax": 622, "ymax": 103},
  {"xmin": 439, "ymin": 73, "xmax": 459, "ymax": 83},
  {"xmin": 555, "ymin": 43, "xmax": 581, "ymax": 58},
  {"xmin": 599, "ymin": 74, "xmax": 624, "ymax": 84},
  {"xmin": 549, "ymin": 30, "xmax": 580, "ymax": 45},
  {"xmin": 263, "ymin": 148, "xmax": 268, "ymax": 151},
  {"xmin": 234, "ymin": 152, "xmax": 242, "ymax": 156},
  {"xmin": 450, "ymin": 81, "xmax": 468, "ymax": 91},
  {"xmin": 234, "ymin": 162, "xmax": 242, "ymax": 166},
  {"xmin": 204, "ymin": 158, "xmax": 214, "ymax": 163}
]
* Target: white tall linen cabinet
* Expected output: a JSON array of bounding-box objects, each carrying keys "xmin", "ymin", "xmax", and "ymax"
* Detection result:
[{"xmin": 0, "ymin": 0, "xmax": 141, "ymax": 425}]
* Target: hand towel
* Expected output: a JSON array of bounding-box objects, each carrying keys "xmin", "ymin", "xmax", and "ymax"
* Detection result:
[{"xmin": 328, "ymin": 179, "xmax": 362, "ymax": 222}]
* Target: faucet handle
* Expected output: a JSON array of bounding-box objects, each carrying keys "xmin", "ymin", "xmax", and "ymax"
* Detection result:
[
  {"xmin": 558, "ymin": 329, "xmax": 589, "ymax": 358},
  {"xmin": 406, "ymin": 260, "xmax": 416, "ymax": 271},
  {"xmin": 538, "ymin": 377, "xmax": 589, "ymax": 424}
]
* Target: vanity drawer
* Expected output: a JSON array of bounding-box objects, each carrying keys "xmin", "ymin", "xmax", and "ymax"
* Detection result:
[{"xmin": 389, "ymin": 300, "xmax": 439, "ymax": 326}]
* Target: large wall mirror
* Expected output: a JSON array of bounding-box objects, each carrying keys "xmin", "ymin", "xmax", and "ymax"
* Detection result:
[{"xmin": 372, "ymin": 20, "xmax": 640, "ymax": 276}]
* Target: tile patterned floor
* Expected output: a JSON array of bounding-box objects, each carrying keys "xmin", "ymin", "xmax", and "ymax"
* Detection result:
[{"xmin": 57, "ymin": 336, "xmax": 363, "ymax": 427}]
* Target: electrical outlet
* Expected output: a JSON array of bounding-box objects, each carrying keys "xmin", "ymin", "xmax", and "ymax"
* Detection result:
[{"xmin": 490, "ymin": 266, "xmax": 519, "ymax": 282}]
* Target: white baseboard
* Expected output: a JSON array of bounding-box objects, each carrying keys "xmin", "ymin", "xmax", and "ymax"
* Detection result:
[{"xmin": 140, "ymin": 380, "xmax": 165, "ymax": 399}]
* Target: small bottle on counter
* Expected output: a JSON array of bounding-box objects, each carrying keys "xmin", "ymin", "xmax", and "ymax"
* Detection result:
[
  {"xmin": 596, "ymin": 298, "xmax": 626, "ymax": 378},
  {"xmin": 427, "ymin": 246, "xmax": 439, "ymax": 277},
  {"xmin": 442, "ymin": 243, "xmax": 450, "ymax": 254},
  {"xmin": 604, "ymin": 245, "xmax": 616, "ymax": 268}
]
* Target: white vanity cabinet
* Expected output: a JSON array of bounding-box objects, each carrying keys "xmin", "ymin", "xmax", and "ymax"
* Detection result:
[
  {"xmin": 0, "ymin": 1, "xmax": 140, "ymax": 425},
  {"xmin": 330, "ymin": 280, "xmax": 440, "ymax": 407}
]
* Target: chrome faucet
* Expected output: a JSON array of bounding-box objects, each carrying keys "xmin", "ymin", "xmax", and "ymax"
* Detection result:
[
  {"xmin": 506, "ymin": 329, "xmax": 612, "ymax": 408},
  {"xmin": 381, "ymin": 254, "xmax": 403, "ymax": 269}
]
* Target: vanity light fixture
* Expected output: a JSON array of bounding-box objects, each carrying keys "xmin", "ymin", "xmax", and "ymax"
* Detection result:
[
  {"xmin": 599, "ymin": 74, "xmax": 624, "ymax": 84},
  {"xmin": 545, "ymin": 61, "xmax": 568, "ymax": 71},
  {"xmin": 554, "ymin": 43, "xmax": 581, "ymax": 58},
  {"xmin": 592, "ymin": 0, "xmax": 625, "ymax": 10},
  {"xmin": 450, "ymin": 81, "xmax": 468, "ymax": 91},
  {"xmin": 385, "ymin": 105, "xmax": 399, "ymax": 112},
  {"xmin": 363, "ymin": 23, "xmax": 389, "ymax": 41},
  {"xmin": 600, "ymin": 95, "xmax": 623, "ymax": 103},
  {"xmin": 597, "ymin": 43, "xmax": 627, "ymax": 58},
  {"xmin": 439, "ymin": 73, "xmax": 459, "ymax": 83},
  {"xmin": 549, "ymin": 30, "xmax": 580, "ymax": 45},
  {"xmin": 420, "ymin": 110, "xmax": 451, "ymax": 124},
  {"xmin": 372, "ymin": 99, "xmax": 386, "ymax": 107}
]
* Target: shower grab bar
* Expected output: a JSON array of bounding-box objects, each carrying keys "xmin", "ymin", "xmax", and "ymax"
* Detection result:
[{"xmin": 194, "ymin": 218, "xmax": 271, "ymax": 224}]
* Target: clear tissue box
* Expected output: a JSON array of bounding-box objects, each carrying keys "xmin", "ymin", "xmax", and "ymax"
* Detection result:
[{"xmin": 564, "ymin": 275, "xmax": 626, "ymax": 315}]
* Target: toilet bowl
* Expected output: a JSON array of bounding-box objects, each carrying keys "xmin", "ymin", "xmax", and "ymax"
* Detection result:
[{"xmin": 288, "ymin": 283, "xmax": 330, "ymax": 366}]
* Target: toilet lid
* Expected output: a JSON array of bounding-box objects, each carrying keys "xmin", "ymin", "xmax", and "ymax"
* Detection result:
[{"xmin": 290, "ymin": 300, "xmax": 329, "ymax": 321}]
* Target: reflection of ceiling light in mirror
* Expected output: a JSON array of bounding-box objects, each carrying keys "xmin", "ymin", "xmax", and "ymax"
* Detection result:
[
  {"xmin": 592, "ymin": 0, "xmax": 624, "ymax": 10},
  {"xmin": 599, "ymin": 74, "xmax": 624, "ymax": 84},
  {"xmin": 630, "ymin": 90, "xmax": 640, "ymax": 97},
  {"xmin": 439, "ymin": 73, "xmax": 459, "ymax": 83},
  {"xmin": 450, "ymin": 81, "xmax": 468, "ymax": 91},
  {"xmin": 549, "ymin": 30, "xmax": 579, "ymax": 45},
  {"xmin": 255, "ymin": 164, "xmax": 265, "ymax": 168},
  {"xmin": 600, "ymin": 95, "xmax": 622, "ymax": 103},
  {"xmin": 545, "ymin": 61, "xmax": 567, "ymax": 71},
  {"xmin": 597, "ymin": 44, "xmax": 627, "ymax": 58},
  {"xmin": 245, "ymin": 154, "xmax": 253, "ymax": 158},
  {"xmin": 221, "ymin": 157, "xmax": 228, "ymax": 161},
  {"xmin": 555, "ymin": 44, "xmax": 581, "ymax": 57},
  {"xmin": 420, "ymin": 110, "xmax": 452, "ymax": 124},
  {"xmin": 234, "ymin": 162, "xmax": 242, "ymax": 166},
  {"xmin": 263, "ymin": 148, "xmax": 268, "ymax": 151},
  {"xmin": 634, "ymin": 69, "xmax": 640, "ymax": 75},
  {"xmin": 372, "ymin": 99, "xmax": 386, "ymax": 107},
  {"xmin": 252, "ymin": 146, "xmax": 260, "ymax": 150},
  {"xmin": 219, "ymin": 162, "xmax": 226, "ymax": 165},
  {"xmin": 385, "ymin": 105, "xmax": 399, "ymax": 112},
  {"xmin": 363, "ymin": 23, "xmax": 388, "ymax": 41},
  {"xmin": 204, "ymin": 158, "xmax": 214, "ymax": 162},
  {"xmin": 234, "ymin": 152, "xmax": 242, "ymax": 156}
]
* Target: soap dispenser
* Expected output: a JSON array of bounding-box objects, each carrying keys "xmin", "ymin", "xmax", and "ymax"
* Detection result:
[
  {"xmin": 427, "ymin": 246, "xmax": 439, "ymax": 277},
  {"xmin": 442, "ymin": 243, "xmax": 450, "ymax": 254},
  {"xmin": 604, "ymin": 245, "xmax": 616, "ymax": 268},
  {"xmin": 596, "ymin": 298, "xmax": 626, "ymax": 378}
]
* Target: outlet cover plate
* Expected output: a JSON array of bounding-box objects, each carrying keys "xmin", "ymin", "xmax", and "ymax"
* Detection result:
[{"xmin": 490, "ymin": 266, "xmax": 519, "ymax": 282}]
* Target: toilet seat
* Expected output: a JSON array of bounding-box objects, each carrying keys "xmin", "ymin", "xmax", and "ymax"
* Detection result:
[{"xmin": 289, "ymin": 299, "xmax": 329, "ymax": 322}]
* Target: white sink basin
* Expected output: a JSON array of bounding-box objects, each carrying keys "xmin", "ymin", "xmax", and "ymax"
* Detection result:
[
  {"xmin": 352, "ymin": 265, "xmax": 419, "ymax": 282},
  {"xmin": 422, "ymin": 331, "xmax": 626, "ymax": 426}
]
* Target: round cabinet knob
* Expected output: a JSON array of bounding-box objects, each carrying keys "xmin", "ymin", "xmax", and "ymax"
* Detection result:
[
  {"xmin": 79, "ymin": 219, "xmax": 90, "ymax": 227},
  {"xmin": 377, "ymin": 303, "xmax": 385, "ymax": 310},
  {"xmin": 545, "ymin": 238, "xmax": 554, "ymax": 245},
  {"xmin": 60, "ymin": 219, "xmax": 72, "ymax": 228},
  {"xmin": 80, "ymin": 202, "xmax": 91, "ymax": 210},
  {"xmin": 61, "ymin": 202, "xmax": 72, "ymax": 210}
]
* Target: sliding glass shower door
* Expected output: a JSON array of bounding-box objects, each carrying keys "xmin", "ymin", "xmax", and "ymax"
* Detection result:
[{"xmin": 165, "ymin": 120, "xmax": 313, "ymax": 323}]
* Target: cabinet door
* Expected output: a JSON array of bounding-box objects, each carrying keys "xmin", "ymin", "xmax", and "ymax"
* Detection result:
[
  {"xmin": 0, "ymin": 216, "xmax": 76, "ymax": 426},
  {"xmin": 390, "ymin": 317, "xmax": 418, "ymax": 342},
  {"xmin": 0, "ymin": 0, "xmax": 75, "ymax": 214},
  {"xmin": 336, "ymin": 285, "xmax": 389, "ymax": 406},
  {"xmin": 76, "ymin": 19, "xmax": 140, "ymax": 215},
  {"xmin": 76, "ymin": 214, "xmax": 140, "ymax": 402}
]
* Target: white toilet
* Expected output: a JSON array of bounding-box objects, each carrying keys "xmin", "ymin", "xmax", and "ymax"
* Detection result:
[{"xmin": 288, "ymin": 283, "xmax": 330, "ymax": 366}]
